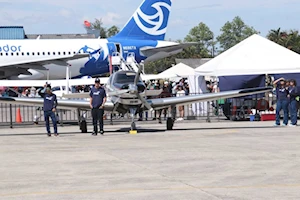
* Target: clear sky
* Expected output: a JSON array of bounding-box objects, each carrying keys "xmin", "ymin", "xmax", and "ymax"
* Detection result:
[{"xmin": 0, "ymin": 0, "xmax": 299, "ymax": 40}]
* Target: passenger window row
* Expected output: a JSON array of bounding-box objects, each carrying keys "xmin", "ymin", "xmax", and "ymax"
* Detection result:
[{"xmin": 0, "ymin": 51, "xmax": 81, "ymax": 56}]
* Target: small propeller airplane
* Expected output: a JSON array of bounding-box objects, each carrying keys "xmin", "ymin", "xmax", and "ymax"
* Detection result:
[{"xmin": 0, "ymin": 64, "xmax": 272, "ymax": 132}]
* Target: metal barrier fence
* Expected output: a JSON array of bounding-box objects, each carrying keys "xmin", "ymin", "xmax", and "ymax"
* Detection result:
[
  {"xmin": 0, "ymin": 102, "xmax": 226, "ymax": 127},
  {"xmin": 0, "ymin": 93, "xmax": 277, "ymax": 127}
]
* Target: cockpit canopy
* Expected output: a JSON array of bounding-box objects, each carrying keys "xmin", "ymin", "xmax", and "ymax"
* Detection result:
[
  {"xmin": 112, "ymin": 71, "xmax": 142, "ymax": 84},
  {"xmin": 112, "ymin": 71, "xmax": 145, "ymax": 92}
]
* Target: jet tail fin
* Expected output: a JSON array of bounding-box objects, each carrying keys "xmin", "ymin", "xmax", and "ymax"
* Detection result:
[{"xmin": 113, "ymin": 0, "xmax": 172, "ymax": 41}]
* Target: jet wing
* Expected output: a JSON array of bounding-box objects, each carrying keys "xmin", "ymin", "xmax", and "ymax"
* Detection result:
[
  {"xmin": 0, "ymin": 97, "xmax": 114, "ymax": 111},
  {"xmin": 149, "ymin": 87, "xmax": 272, "ymax": 110},
  {"xmin": 141, "ymin": 43, "xmax": 197, "ymax": 58},
  {"xmin": 0, "ymin": 54, "xmax": 89, "ymax": 68}
]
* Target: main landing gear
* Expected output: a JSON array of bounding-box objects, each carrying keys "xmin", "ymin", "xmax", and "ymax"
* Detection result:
[
  {"xmin": 77, "ymin": 108, "xmax": 88, "ymax": 133},
  {"xmin": 166, "ymin": 117, "xmax": 174, "ymax": 130}
]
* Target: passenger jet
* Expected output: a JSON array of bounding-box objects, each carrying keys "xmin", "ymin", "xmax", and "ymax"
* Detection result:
[{"xmin": 0, "ymin": 0, "xmax": 192, "ymax": 80}]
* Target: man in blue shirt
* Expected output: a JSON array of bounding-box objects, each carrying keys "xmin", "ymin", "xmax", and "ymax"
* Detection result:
[
  {"xmin": 90, "ymin": 78, "xmax": 107, "ymax": 135},
  {"xmin": 273, "ymin": 78, "xmax": 289, "ymax": 126},
  {"xmin": 38, "ymin": 84, "xmax": 58, "ymax": 137}
]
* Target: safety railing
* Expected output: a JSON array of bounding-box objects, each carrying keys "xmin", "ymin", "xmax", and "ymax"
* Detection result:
[{"xmin": 0, "ymin": 93, "xmax": 278, "ymax": 128}]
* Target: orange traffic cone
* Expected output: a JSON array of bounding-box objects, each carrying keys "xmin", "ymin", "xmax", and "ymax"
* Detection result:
[{"xmin": 16, "ymin": 108, "xmax": 22, "ymax": 123}]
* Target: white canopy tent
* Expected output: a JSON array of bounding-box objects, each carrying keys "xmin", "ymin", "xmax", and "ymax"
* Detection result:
[
  {"xmin": 195, "ymin": 34, "xmax": 300, "ymax": 76},
  {"xmin": 159, "ymin": 62, "xmax": 195, "ymax": 78}
]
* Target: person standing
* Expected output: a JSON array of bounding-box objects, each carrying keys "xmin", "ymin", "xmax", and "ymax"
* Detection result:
[
  {"xmin": 38, "ymin": 84, "xmax": 58, "ymax": 137},
  {"xmin": 273, "ymin": 78, "xmax": 289, "ymax": 126},
  {"xmin": 288, "ymin": 79, "xmax": 298, "ymax": 127},
  {"xmin": 157, "ymin": 81, "xmax": 172, "ymax": 123},
  {"xmin": 90, "ymin": 78, "xmax": 107, "ymax": 136},
  {"xmin": 176, "ymin": 85, "xmax": 186, "ymax": 121}
]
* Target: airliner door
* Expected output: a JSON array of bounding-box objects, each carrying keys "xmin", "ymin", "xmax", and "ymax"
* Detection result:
[
  {"xmin": 107, "ymin": 42, "xmax": 117, "ymax": 56},
  {"xmin": 115, "ymin": 43, "xmax": 123, "ymax": 56},
  {"xmin": 107, "ymin": 42, "xmax": 123, "ymax": 57}
]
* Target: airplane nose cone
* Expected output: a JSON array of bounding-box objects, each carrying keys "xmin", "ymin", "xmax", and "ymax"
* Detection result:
[{"xmin": 129, "ymin": 84, "xmax": 137, "ymax": 94}]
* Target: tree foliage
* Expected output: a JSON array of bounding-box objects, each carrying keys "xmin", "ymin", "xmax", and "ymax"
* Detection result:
[
  {"xmin": 87, "ymin": 18, "xmax": 120, "ymax": 38},
  {"xmin": 217, "ymin": 16, "xmax": 258, "ymax": 52},
  {"xmin": 267, "ymin": 28, "xmax": 300, "ymax": 54},
  {"xmin": 107, "ymin": 25, "xmax": 120, "ymax": 38},
  {"xmin": 90, "ymin": 18, "xmax": 107, "ymax": 38},
  {"xmin": 184, "ymin": 22, "xmax": 215, "ymax": 58}
]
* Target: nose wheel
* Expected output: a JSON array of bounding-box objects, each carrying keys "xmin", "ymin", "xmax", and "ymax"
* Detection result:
[
  {"xmin": 129, "ymin": 107, "xmax": 138, "ymax": 134},
  {"xmin": 131, "ymin": 122, "xmax": 136, "ymax": 131}
]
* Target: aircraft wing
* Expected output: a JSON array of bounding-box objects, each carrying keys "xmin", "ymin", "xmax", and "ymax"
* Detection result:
[
  {"xmin": 0, "ymin": 54, "xmax": 90, "ymax": 68},
  {"xmin": 149, "ymin": 87, "xmax": 272, "ymax": 110},
  {"xmin": 0, "ymin": 97, "xmax": 114, "ymax": 111},
  {"xmin": 141, "ymin": 43, "xmax": 197, "ymax": 58},
  {"xmin": 0, "ymin": 77, "xmax": 109, "ymax": 87}
]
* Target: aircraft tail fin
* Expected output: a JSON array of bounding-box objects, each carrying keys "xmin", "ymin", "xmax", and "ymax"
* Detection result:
[{"xmin": 113, "ymin": 0, "xmax": 172, "ymax": 41}]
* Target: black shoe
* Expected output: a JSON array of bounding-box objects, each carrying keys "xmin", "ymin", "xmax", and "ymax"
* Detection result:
[
  {"xmin": 92, "ymin": 132, "xmax": 97, "ymax": 136},
  {"xmin": 100, "ymin": 130, "xmax": 104, "ymax": 135},
  {"xmin": 47, "ymin": 134, "xmax": 51, "ymax": 137}
]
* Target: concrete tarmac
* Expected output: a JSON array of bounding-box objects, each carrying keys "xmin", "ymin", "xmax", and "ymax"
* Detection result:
[{"xmin": 0, "ymin": 121, "xmax": 300, "ymax": 200}]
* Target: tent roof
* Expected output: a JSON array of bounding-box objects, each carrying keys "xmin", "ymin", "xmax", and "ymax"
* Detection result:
[
  {"xmin": 195, "ymin": 34, "xmax": 300, "ymax": 76},
  {"xmin": 159, "ymin": 62, "xmax": 195, "ymax": 77}
]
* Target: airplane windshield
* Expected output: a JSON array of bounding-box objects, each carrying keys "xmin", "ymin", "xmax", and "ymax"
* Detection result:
[{"xmin": 114, "ymin": 73, "xmax": 142, "ymax": 84}]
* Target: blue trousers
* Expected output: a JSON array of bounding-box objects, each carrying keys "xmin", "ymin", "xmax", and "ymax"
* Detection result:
[
  {"xmin": 276, "ymin": 100, "xmax": 289, "ymax": 125},
  {"xmin": 290, "ymin": 100, "xmax": 298, "ymax": 125},
  {"xmin": 44, "ymin": 111, "xmax": 57, "ymax": 134}
]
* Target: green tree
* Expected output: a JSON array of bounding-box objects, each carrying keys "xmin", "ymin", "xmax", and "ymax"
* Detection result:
[
  {"xmin": 267, "ymin": 28, "xmax": 284, "ymax": 44},
  {"xmin": 107, "ymin": 25, "xmax": 120, "ymax": 37},
  {"xmin": 144, "ymin": 57, "xmax": 176, "ymax": 74},
  {"xmin": 184, "ymin": 22, "xmax": 215, "ymax": 58},
  {"xmin": 89, "ymin": 18, "xmax": 107, "ymax": 38},
  {"xmin": 217, "ymin": 16, "xmax": 258, "ymax": 51},
  {"xmin": 267, "ymin": 28, "xmax": 300, "ymax": 54}
]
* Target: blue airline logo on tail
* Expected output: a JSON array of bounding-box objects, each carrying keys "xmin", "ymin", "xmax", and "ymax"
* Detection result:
[
  {"xmin": 133, "ymin": 0, "xmax": 171, "ymax": 36},
  {"xmin": 114, "ymin": 0, "xmax": 172, "ymax": 41}
]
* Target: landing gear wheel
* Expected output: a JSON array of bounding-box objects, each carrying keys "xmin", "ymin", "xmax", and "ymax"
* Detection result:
[
  {"xmin": 131, "ymin": 122, "xmax": 136, "ymax": 131},
  {"xmin": 80, "ymin": 120, "xmax": 87, "ymax": 133},
  {"xmin": 166, "ymin": 117, "xmax": 174, "ymax": 130}
]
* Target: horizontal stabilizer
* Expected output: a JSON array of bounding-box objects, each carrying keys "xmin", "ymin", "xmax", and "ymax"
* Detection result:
[{"xmin": 142, "ymin": 43, "xmax": 196, "ymax": 56}]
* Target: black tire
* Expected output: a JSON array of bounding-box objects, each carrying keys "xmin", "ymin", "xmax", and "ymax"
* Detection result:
[
  {"xmin": 166, "ymin": 117, "xmax": 173, "ymax": 130},
  {"xmin": 131, "ymin": 122, "xmax": 136, "ymax": 130},
  {"xmin": 80, "ymin": 120, "xmax": 87, "ymax": 133},
  {"xmin": 222, "ymin": 101, "xmax": 231, "ymax": 120}
]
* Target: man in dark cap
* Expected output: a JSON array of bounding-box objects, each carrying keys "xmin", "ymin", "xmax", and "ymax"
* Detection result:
[
  {"xmin": 38, "ymin": 84, "xmax": 58, "ymax": 137},
  {"xmin": 90, "ymin": 78, "xmax": 107, "ymax": 135}
]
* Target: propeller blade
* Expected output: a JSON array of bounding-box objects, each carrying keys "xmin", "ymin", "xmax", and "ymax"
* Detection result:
[
  {"xmin": 137, "ymin": 93, "xmax": 153, "ymax": 111},
  {"xmin": 108, "ymin": 90, "xmax": 129, "ymax": 96},
  {"xmin": 134, "ymin": 65, "xmax": 143, "ymax": 86}
]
